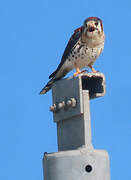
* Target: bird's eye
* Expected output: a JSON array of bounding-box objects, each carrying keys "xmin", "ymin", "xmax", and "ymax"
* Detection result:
[{"xmin": 95, "ymin": 22, "xmax": 98, "ymax": 26}]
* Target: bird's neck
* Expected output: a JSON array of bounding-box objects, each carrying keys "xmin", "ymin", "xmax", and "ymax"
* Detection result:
[{"xmin": 81, "ymin": 32, "xmax": 105, "ymax": 48}]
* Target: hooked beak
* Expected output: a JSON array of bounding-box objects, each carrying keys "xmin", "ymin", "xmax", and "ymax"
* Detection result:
[{"xmin": 88, "ymin": 26, "xmax": 96, "ymax": 32}]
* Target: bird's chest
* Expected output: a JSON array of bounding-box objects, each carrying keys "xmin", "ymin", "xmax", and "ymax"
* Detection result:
[{"xmin": 67, "ymin": 44, "xmax": 103, "ymax": 69}]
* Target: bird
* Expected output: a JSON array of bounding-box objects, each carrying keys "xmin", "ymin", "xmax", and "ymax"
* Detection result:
[{"xmin": 40, "ymin": 17, "xmax": 105, "ymax": 94}]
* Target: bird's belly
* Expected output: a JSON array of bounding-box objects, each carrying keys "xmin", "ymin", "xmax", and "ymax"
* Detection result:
[
  {"xmin": 72, "ymin": 46, "xmax": 102, "ymax": 69},
  {"xmin": 63, "ymin": 46, "xmax": 103, "ymax": 71},
  {"xmin": 74, "ymin": 56, "xmax": 94, "ymax": 69}
]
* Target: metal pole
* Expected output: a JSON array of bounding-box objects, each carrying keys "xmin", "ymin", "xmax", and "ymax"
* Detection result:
[{"xmin": 43, "ymin": 72, "xmax": 110, "ymax": 180}]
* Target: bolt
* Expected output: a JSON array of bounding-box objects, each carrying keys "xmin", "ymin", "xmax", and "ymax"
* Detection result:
[
  {"xmin": 58, "ymin": 101, "xmax": 65, "ymax": 110},
  {"xmin": 67, "ymin": 98, "xmax": 77, "ymax": 108},
  {"xmin": 70, "ymin": 98, "xmax": 77, "ymax": 107},
  {"xmin": 50, "ymin": 104, "xmax": 57, "ymax": 113},
  {"xmin": 67, "ymin": 99, "xmax": 72, "ymax": 107}
]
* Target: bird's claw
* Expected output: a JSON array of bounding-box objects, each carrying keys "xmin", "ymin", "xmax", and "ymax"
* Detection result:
[
  {"xmin": 90, "ymin": 70, "xmax": 99, "ymax": 73},
  {"xmin": 73, "ymin": 71, "xmax": 80, "ymax": 77},
  {"xmin": 73, "ymin": 69, "xmax": 88, "ymax": 77}
]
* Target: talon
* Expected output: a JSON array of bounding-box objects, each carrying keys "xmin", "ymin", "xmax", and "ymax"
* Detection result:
[
  {"xmin": 73, "ymin": 68, "xmax": 81, "ymax": 77},
  {"xmin": 73, "ymin": 68, "xmax": 88, "ymax": 77},
  {"xmin": 74, "ymin": 72, "xmax": 79, "ymax": 76},
  {"xmin": 81, "ymin": 70, "xmax": 88, "ymax": 73},
  {"xmin": 88, "ymin": 65, "xmax": 97, "ymax": 73},
  {"xmin": 91, "ymin": 68, "xmax": 97, "ymax": 73}
]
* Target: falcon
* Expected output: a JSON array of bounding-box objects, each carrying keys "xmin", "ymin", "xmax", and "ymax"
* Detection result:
[{"xmin": 40, "ymin": 17, "xmax": 105, "ymax": 94}]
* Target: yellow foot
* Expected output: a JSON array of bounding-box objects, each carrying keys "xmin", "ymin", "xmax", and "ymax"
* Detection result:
[
  {"xmin": 88, "ymin": 65, "xmax": 97, "ymax": 73},
  {"xmin": 73, "ymin": 67, "xmax": 80, "ymax": 77},
  {"xmin": 73, "ymin": 69, "xmax": 88, "ymax": 77},
  {"xmin": 73, "ymin": 71, "xmax": 81, "ymax": 77},
  {"xmin": 91, "ymin": 68, "xmax": 97, "ymax": 73}
]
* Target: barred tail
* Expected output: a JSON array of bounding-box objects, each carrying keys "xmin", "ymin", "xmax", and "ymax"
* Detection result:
[{"xmin": 40, "ymin": 78, "xmax": 56, "ymax": 94}]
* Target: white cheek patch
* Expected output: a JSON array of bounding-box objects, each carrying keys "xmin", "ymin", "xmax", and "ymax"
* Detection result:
[{"xmin": 97, "ymin": 23, "xmax": 102, "ymax": 32}]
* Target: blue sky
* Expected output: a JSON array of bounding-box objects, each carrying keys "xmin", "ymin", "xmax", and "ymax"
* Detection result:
[{"xmin": 0, "ymin": 0, "xmax": 131, "ymax": 179}]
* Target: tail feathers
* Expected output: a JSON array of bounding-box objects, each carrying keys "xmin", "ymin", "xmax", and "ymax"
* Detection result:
[{"xmin": 40, "ymin": 78, "xmax": 56, "ymax": 94}]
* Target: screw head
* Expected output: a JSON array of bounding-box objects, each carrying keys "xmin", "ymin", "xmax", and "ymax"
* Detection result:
[
  {"xmin": 58, "ymin": 101, "xmax": 65, "ymax": 110},
  {"xmin": 50, "ymin": 104, "xmax": 57, "ymax": 112},
  {"xmin": 67, "ymin": 100, "xmax": 72, "ymax": 106},
  {"xmin": 70, "ymin": 98, "xmax": 77, "ymax": 107}
]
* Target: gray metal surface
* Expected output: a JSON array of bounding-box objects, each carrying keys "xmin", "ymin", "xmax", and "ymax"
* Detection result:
[
  {"xmin": 52, "ymin": 76, "xmax": 83, "ymax": 122},
  {"xmin": 51, "ymin": 72, "xmax": 105, "ymax": 151},
  {"xmin": 51, "ymin": 72, "xmax": 105, "ymax": 122},
  {"xmin": 43, "ymin": 72, "xmax": 110, "ymax": 180},
  {"xmin": 43, "ymin": 148, "xmax": 110, "ymax": 180},
  {"xmin": 57, "ymin": 89, "xmax": 93, "ymax": 151}
]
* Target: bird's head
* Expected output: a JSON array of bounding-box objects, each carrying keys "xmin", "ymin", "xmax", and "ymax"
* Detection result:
[{"xmin": 82, "ymin": 17, "xmax": 104, "ymax": 39}]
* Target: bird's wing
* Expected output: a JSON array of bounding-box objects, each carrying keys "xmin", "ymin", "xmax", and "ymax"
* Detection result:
[{"xmin": 49, "ymin": 26, "xmax": 83, "ymax": 79}]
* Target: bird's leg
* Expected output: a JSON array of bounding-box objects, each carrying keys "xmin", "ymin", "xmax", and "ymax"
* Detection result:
[
  {"xmin": 73, "ymin": 67, "xmax": 88, "ymax": 77},
  {"xmin": 73, "ymin": 67, "xmax": 81, "ymax": 76},
  {"xmin": 88, "ymin": 64, "xmax": 97, "ymax": 73},
  {"xmin": 73, "ymin": 68, "xmax": 88, "ymax": 77},
  {"xmin": 80, "ymin": 69, "xmax": 88, "ymax": 73}
]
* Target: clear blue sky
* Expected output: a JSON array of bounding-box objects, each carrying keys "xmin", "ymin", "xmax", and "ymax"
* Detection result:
[{"xmin": 0, "ymin": 0, "xmax": 131, "ymax": 179}]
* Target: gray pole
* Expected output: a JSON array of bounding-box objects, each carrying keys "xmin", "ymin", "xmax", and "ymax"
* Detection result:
[{"xmin": 43, "ymin": 72, "xmax": 110, "ymax": 180}]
